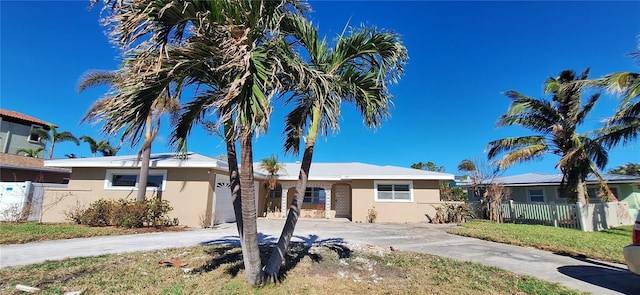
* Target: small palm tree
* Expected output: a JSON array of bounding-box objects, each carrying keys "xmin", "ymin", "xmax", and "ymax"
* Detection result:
[
  {"xmin": 259, "ymin": 155, "xmax": 285, "ymax": 214},
  {"xmin": 31, "ymin": 124, "xmax": 79, "ymax": 159},
  {"xmin": 16, "ymin": 147, "xmax": 44, "ymax": 158},
  {"xmin": 80, "ymin": 135, "xmax": 117, "ymax": 157},
  {"xmin": 487, "ymin": 69, "xmax": 613, "ymax": 203}
]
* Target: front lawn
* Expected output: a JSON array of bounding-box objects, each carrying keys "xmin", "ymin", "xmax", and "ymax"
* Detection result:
[
  {"xmin": 0, "ymin": 222, "xmax": 182, "ymax": 244},
  {"xmin": 448, "ymin": 220, "xmax": 631, "ymax": 263},
  {"xmin": 0, "ymin": 243, "xmax": 583, "ymax": 295}
]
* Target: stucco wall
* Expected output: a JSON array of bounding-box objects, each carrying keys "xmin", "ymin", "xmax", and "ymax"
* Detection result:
[
  {"xmin": 0, "ymin": 120, "xmax": 46, "ymax": 156},
  {"xmin": 351, "ymin": 179, "xmax": 441, "ymax": 223},
  {"xmin": 42, "ymin": 167, "xmax": 215, "ymax": 227}
]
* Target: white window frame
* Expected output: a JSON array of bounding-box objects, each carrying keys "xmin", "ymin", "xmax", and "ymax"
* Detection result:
[
  {"xmin": 104, "ymin": 169, "xmax": 167, "ymax": 191},
  {"xmin": 528, "ymin": 188, "xmax": 545, "ymax": 203},
  {"xmin": 28, "ymin": 124, "xmax": 43, "ymax": 143},
  {"xmin": 374, "ymin": 180, "xmax": 414, "ymax": 202}
]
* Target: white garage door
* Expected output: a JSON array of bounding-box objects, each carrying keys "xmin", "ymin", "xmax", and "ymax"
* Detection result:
[{"xmin": 213, "ymin": 174, "xmax": 235, "ymax": 224}]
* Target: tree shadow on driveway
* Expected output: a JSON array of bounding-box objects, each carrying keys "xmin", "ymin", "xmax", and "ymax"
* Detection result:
[{"xmin": 557, "ymin": 256, "xmax": 640, "ymax": 294}]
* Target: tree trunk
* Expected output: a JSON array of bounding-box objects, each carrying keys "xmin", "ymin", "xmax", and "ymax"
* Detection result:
[
  {"xmin": 263, "ymin": 107, "xmax": 320, "ymax": 280},
  {"xmin": 48, "ymin": 140, "xmax": 55, "ymax": 159},
  {"xmin": 576, "ymin": 178, "xmax": 586, "ymax": 204},
  {"xmin": 239, "ymin": 127, "xmax": 263, "ymax": 286},
  {"xmin": 136, "ymin": 115, "xmax": 153, "ymax": 201},
  {"xmin": 224, "ymin": 123, "xmax": 244, "ymax": 238}
]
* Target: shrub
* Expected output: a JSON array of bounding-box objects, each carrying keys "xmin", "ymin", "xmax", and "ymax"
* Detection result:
[
  {"xmin": 366, "ymin": 206, "xmax": 378, "ymax": 223},
  {"xmin": 81, "ymin": 199, "xmax": 114, "ymax": 227},
  {"xmin": 77, "ymin": 198, "xmax": 174, "ymax": 228},
  {"xmin": 427, "ymin": 203, "xmax": 475, "ymax": 224},
  {"xmin": 0, "ymin": 203, "xmax": 33, "ymax": 223},
  {"xmin": 63, "ymin": 201, "xmax": 86, "ymax": 224}
]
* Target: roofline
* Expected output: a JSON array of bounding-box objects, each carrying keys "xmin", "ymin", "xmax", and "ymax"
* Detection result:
[
  {"xmin": 477, "ymin": 180, "xmax": 639, "ymax": 187},
  {"xmin": 1, "ymin": 164, "xmax": 70, "ymax": 174}
]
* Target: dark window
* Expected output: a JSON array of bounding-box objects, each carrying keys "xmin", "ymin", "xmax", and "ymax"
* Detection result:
[
  {"xmin": 377, "ymin": 183, "xmax": 411, "ymax": 200},
  {"xmin": 147, "ymin": 175, "xmax": 164, "ymax": 188},
  {"xmin": 268, "ymin": 184, "xmax": 282, "ymax": 198},
  {"xmin": 112, "ymin": 174, "xmax": 137, "ymax": 187},
  {"xmin": 28, "ymin": 125, "xmax": 43, "ymax": 143},
  {"xmin": 304, "ymin": 187, "xmax": 325, "ymax": 204}
]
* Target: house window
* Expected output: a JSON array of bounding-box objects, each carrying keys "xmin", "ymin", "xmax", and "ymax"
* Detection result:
[
  {"xmin": 375, "ymin": 181, "xmax": 413, "ymax": 202},
  {"xmin": 105, "ymin": 169, "xmax": 167, "ymax": 191},
  {"xmin": 28, "ymin": 125, "xmax": 43, "ymax": 143},
  {"xmin": 528, "ymin": 189, "xmax": 544, "ymax": 202},
  {"xmin": 268, "ymin": 184, "xmax": 282, "ymax": 198},
  {"xmin": 587, "ymin": 187, "xmax": 618, "ymax": 201},
  {"xmin": 304, "ymin": 187, "xmax": 325, "ymax": 204}
]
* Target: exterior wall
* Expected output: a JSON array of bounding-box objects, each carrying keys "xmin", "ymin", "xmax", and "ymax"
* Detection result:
[
  {"xmin": 0, "ymin": 119, "xmax": 46, "ymax": 156},
  {"xmin": 42, "ymin": 167, "xmax": 215, "ymax": 227},
  {"xmin": 0, "ymin": 167, "xmax": 69, "ymax": 183},
  {"xmin": 351, "ymin": 179, "xmax": 441, "ymax": 223},
  {"xmin": 619, "ymin": 183, "xmax": 640, "ymax": 219},
  {"xmin": 507, "ymin": 186, "xmax": 562, "ymax": 203}
]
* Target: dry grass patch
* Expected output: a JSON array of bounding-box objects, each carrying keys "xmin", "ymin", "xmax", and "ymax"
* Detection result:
[{"xmin": 0, "ymin": 242, "xmax": 582, "ymax": 295}]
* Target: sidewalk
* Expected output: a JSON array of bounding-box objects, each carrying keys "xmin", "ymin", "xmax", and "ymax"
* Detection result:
[{"xmin": 1, "ymin": 219, "xmax": 638, "ymax": 294}]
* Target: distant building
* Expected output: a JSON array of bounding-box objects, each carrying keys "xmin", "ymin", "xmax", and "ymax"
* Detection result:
[
  {"xmin": 0, "ymin": 109, "xmax": 70, "ymax": 183},
  {"xmin": 0, "ymin": 109, "xmax": 50, "ymax": 157}
]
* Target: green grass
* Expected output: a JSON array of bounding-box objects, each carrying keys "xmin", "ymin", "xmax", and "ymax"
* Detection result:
[
  {"xmin": 0, "ymin": 222, "xmax": 124, "ymax": 244},
  {"xmin": 0, "ymin": 244, "xmax": 583, "ymax": 295},
  {"xmin": 448, "ymin": 220, "xmax": 631, "ymax": 263}
]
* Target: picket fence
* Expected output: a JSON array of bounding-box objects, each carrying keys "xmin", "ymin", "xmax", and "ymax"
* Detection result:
[{"xmin": 469, "ymin": 200, "xmax": 634, "ymax": 232}]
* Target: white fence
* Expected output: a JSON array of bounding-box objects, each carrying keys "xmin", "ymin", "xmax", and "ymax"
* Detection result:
[
  {"xmin": 470, "ymin": 200, "xmax": 634, "ymax": 232},
  {"xmin": 0, "ymin": 181, "xmax": 67, "ymax": 222}
]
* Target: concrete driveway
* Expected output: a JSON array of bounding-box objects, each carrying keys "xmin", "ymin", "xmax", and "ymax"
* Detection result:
[{"xmin": 1, "ymin": 218, "xmax": 637, "ymax": 294}]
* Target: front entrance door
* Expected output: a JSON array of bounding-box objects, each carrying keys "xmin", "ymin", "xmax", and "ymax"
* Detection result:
[
  {"xmin": 213, "ymin": 174, "xmax": 234, "ymax": 224},
  {"xmin": 334, "ymin": 184, "xmax": 351, "ymax": 219}
]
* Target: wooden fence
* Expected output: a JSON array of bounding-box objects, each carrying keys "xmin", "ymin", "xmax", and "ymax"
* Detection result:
[{"xmin": 469, "ymin": 200, "xmax": 633, "ymax": 232}]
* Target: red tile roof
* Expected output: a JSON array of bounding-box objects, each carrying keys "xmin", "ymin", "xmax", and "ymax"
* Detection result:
[{"xmin": 0, "ymin": 109, "xmax": 51, "ymax": 126}]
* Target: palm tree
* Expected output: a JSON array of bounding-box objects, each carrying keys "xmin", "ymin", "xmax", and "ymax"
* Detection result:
[
  {"xmin": 78, "ymin": 65, "xmax": 179, "ymax": 201},
  {"xmin": 590, "ymin": 46, "xmax": 640, "ymax": 149},
  {"xmin": 487, "ymin": 69, "xmax": 613, "ymax": 203},
  {"xmin": 609, "ymin": 163, "xmax": 640, "ymax": 176},
  {"xmin": 93, "ymin": 0, "xmax": 310, "ymax": 285},
  {"xmin": 31, "ymin": 124, "xmax": 79, "ymax": 159},
  {"xmin": 79, "ymin": 135, "xmax": 120, "ymax": 157},
  {"xmin": 259, "ymin": 154, "xmax": 285, "ymax": 214},
  {"xmin": 262, "ymin": 19, "xmax": 407, "ymax": 279},
  {"xmin": 16, "ymin": 147, "xmax": 44, "ymax": 158}
]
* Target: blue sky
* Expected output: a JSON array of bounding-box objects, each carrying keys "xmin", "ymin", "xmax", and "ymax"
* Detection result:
[{"xmin": 1, "ymin": 1, "xmax": 639, "ymax": 176}]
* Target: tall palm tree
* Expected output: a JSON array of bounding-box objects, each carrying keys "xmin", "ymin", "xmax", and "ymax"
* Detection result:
[
  {"xmin": 487, "ymin": 69, "xmax": 613, "ymax": 203},
  {"xmin": 78, "ymin": 66, "xmax": 179, "ymax": 201},
  {"xmin": 16, "ymin": 147, "xmax": 44, "ymax": 158},
  {"xmin": 94, "ymin": 0, "xmax": 310, "ymax": 285},
  {"xmin": 262, "ymin": 19, "xmax": 407, "ymax": 279},
  {"xmin": 31, "ymin": 124, "xmax": 79, "ymax": 159}
]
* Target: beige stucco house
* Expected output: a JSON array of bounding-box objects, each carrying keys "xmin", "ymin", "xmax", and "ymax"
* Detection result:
[{"xmin": 42, "ymin": 152, "xmax": 454, "ymax": 227}]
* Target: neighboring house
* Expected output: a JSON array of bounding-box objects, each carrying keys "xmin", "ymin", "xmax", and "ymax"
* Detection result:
[
  {"xmin": 0, "ymin": 109, "xmax": 49, "ymax": 157},
  {"xmin": 42, "ymin": 152, "xmax": 454, "ymax": 227},
  {"xmin": 487, "ymin": 173, "xmax": 640, "ymax": 218},
  {"xmin": 0, "ymin": 109, "xmax": 69, "ymax": 184},
  {"xmin": 0, "ymin": 153, "xmax": 70, "ymax": 183}
]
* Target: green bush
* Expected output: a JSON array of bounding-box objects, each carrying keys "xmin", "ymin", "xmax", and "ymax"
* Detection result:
[{"xmin": 77, "ymin": 198, "xmax": 174, "ymax": 228}]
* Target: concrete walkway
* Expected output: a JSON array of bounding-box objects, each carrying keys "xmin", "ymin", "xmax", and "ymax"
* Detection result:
[{"xmin": 1, "ymin": 219, "xmax": 638, "ymax": 294}]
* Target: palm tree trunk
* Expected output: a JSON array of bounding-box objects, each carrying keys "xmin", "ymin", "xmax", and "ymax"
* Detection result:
[
  {"xmin": 136, "ymin": 115, "xmax": 153, "ymax": 201},
  {"xmin": 239, "ymin": 126, "xmax": 262, "ymax": 286},
  {"xmin": 48, "ymin": 139, "xmax": 55, "ymax": 160},
  {"xmin": 263, "ymin": 107, "xmax": 320, "ymax": 280},
  {"xmin": 576, "ymin": 179, "xmax": 586, "ymax": 204},
  {"xmin": 224, "ymin": 123, "xmax": 244, "ymax": 238}
]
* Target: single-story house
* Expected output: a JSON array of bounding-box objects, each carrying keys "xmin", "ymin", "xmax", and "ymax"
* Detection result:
[
  {"xmin": 42, "ymin": 152, "xmax": 454, "ymax": 227},
  {"xmin": 480, "ymin": 173, "xmax": 640, "ymax": 218}
]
